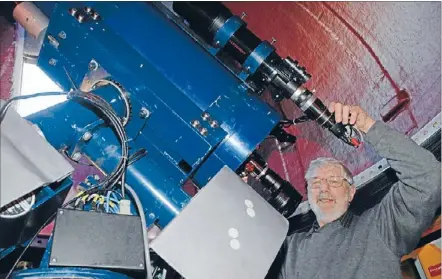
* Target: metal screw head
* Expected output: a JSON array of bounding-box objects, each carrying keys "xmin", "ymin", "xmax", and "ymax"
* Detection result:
[
  {"xmin": 139, "ymin": 263, "xmax": 144, "ymax": 268},
  {"xmin": 49, "ymin": 58, "xmax": 57, "ymax": 66},
  {"xmin": 82, "ymin": 131, "xmax": 92, "ymax": 141},
  {"xmin": 241, "ymin": 12, "xmax": 247, "ymax": 19},
  {"xmin": 68, "ymin": 8, "xmax": 78, "ymax": 17},
  {"xmin": 139, "ymin": 107, "xmax": 150, "ymax": 119},
  {"xmin": 92, "ymin": 12, "xmax": 101, "ymax": 21},
  {"xmin": 47, "ymin": 35, "xmax": 59, "ymax": 49},
  {"xmin": 52, "ymin": 258, "xmax": 57, "ymax": 263},
  {"xmin": 213, "ymin": 40, "xmax": 221, "ymax": 48},
  {"xmin": 84, "ymin": 7, "xmax": 93, "ymax": 14},
  {"xmin": 271, "ymin": 37, "xmax": 277, "ymax": 45},
  {"xmin": 191, "ymin": 120, "xmax": 201, "ymax": 128},
  {"xmin": 59, "ymin": 210, "xmax": 63, "ymax": 215},
  {"xmin": 94, "ymin": 175, "xmax": 100, "ymax": 181},
  {"xmin": 209, "ymin": 120, "xmax": 219, "ymax": 128},
  {"xmin": 148, "ymin": 213, "xmax": 155, "ymax": 219},
  {"xmin": 201, "ymin": 112, "xmax": 211, "ymax": 121},
  {"xmin": 76, "ymin": 13, "xmax": 85, "ymax": 23},
  {"xmin": 243, "ymin": 66, "xmax": 251, "ymax": 74},
  {"xmin": 71, "ymin": 152, "xmax": 82, "ymax": 161},
  {"xmin": 88, "ymin": 60, "xmax": 98, "ymax": 71},
  {"xmin": 58, "ymin": 31, "xmax": 67, "ymax": 39},
  {"xmin": 200, "ymin": 128, "xmax": 208, "ymax": 136}
]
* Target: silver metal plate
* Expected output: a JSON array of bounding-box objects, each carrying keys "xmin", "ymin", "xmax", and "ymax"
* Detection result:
[
  {"xmin": 0, "ymin": 102, "xmax": 74, "ymax": 208},
  {"xmin": 151, "ymin": 166, "xmax": 289, "ymax": 279}
]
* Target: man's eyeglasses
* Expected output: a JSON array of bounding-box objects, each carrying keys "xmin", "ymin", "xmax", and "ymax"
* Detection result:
[{"xmin": 308, "ymin": 176, "xmax": 349, "ymax": 189}]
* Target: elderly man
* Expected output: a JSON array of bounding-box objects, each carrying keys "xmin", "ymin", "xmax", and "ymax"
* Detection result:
[{"xmin": 278, "ymin": 102, "xmax": 441, "ymax": 279}]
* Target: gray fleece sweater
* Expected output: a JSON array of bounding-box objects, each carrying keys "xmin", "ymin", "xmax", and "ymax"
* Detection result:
[{"xmin": 278, "ymin": 121, "xmax": 441, "ymax": 279}]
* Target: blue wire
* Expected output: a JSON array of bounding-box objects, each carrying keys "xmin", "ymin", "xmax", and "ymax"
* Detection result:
[
  {"xmin": 106, "ymin": 191, "xmax": 112, "ymax": 213},
  {"xmin": 105, "ymin": 192, "xmax": 121, "ymax": 213},
  {"xmin": 111, "ymin": 191, "xmax": 123, "ymax": 200}
]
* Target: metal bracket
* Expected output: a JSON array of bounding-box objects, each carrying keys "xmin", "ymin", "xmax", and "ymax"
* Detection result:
[
  {"xmin": 209, "ymin": 16, "xmax": 245, "ymax": 56},
  {"xmin": 80, "ymin": 59, "xmax": 110, "ymax": 92},
  {"xmin": 239, "ymin": 41, "xmax": 275, "ymax": 81}
]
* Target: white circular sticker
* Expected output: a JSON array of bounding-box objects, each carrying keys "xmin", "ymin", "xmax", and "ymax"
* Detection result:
[
  {"xmin": 228, "ymin": 228, "xmax": 239, "ymax": 239},
  {"xmin": 244, "ymin": 199, "xmax": 254, "ymax": 208},
  {"xmin": 247, "ymin": 208, "xmax": 256, "ymax": 218},
  {"xmin": 230, "ymin": 239, "xmax": 241, "ymax": 250}
]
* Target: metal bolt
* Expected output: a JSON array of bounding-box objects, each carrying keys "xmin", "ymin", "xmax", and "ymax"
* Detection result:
[
  {"xmin": 191, "ymin": 120, "xmax": 201, "ymax": 128},
  {"xmin": 48, "ymin": 35, "xmax": 59, "ymax": 48},
  {"xmin": 241, "ymin": 12, "xmax": 247, "ymax": 19},
  {"xmin": 76, "ymin": 13, "xmax": 85, "ymax": 23},
  {"xmin": 59, "ymin": 210, "xmax": 63, "ymax": 215},
  {"xmin": 148, "ymin": 213, "xmax": 155, "ymax": 219},
  {"xmin": 49, "ymin": 58, "xmax": 57, "ymax": 66},
  {"xmin": 72, "ymin": 152, "xmax": 82, "ymax": 161},
  {"xmin": 271, "ymin": 37, "xmax": 277, "ymax": 45},
  {"xmin": 209, "ymin": 120, "xmax": 219, "ymax": 128},
  {"xmin": 243, "ymin": 66, "xmax": 251, "ymax": 74},
  {"xmin": 200, "ymin": 128, "xmax": 208, "ymax": 136},
  {"xmin": 52, "ymin": 258, "xmax": 57, "ymax": 263},
  {"xmin": 213, "ymin": 40, "xmax": 221, "ymax": 48},
  {"xmin": 139, "ymin": 263, "xmax": 144, "ymax": 268},
  {"xmin": 58, "ymin": 31, "xmax": 67, "ymax": 39},
  {"xmin": 84, "ymin": 7, "xmax": 93, "ymax": 14},
  {"xmin": 88, "ymin": 60, "xmax": 98, "ymax": 71},
  {"xmin": 92, "ymin": 12, "xmax": 101, "ymax": 21},
  {"xmin": 82, "ymin": 131, "xmax": 92, "ymax": 141},
  {"xmin": 69, "ymin": 8, "xmax": 78, "ymax": 17},
  {"xmin": 139, "ymin": 107, "xmax": 150, "ymax": 119},
  {"xmin": 140, "ymin": 64, "xmax": 144, "ymax": 68},
  {"xmin": 201, "ymin": 112, "xmax": 211, "ymax": 121}
]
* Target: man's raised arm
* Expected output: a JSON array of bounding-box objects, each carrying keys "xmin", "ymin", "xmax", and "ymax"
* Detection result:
[{"xmin": 365, "ymin": 120, "xmax": 441, "ymax": 256}]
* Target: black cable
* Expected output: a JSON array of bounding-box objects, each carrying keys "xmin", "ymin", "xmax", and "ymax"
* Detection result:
[
  {"xmin": 0, "ymin": 92, "xmax": 68, "ymax": 123},
  {"xmin": 67, "ymin": 91, "xmax": 129, "ymax": 191},
  {"xmin": 128, "ymin": 148, "xmax": 148, "ymax": 166},
  {"xmin": 2, "ymin": 90, "xmax": 130, "ymax": 277}
]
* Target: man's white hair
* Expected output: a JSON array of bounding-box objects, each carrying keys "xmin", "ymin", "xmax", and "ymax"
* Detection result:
[{"xmin": 305, "ymin": 157, "xmax": 354, "ymax": 185}]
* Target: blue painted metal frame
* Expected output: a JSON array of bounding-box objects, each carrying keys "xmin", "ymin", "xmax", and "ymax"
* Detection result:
[
  {"xmin": 26, "ymin": 2, "xmax": 281, "ymax": 229},
  {"xmin": 11, "ymin": 267, "xmax": 133, "ymax": 279},
  {"xmin": 209, "ymin": 15, "xmax": 245, "ymax": 55}
]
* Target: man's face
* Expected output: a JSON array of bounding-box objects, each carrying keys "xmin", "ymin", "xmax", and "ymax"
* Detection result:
[{"xmin": 307, "ymin": 164, "xmax": 356, "ymax": 225}]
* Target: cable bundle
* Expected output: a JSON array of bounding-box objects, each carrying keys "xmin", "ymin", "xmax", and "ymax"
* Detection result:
[{"xmin": 1, "ymin": 90, "xmax": 132, "ymax": 278}]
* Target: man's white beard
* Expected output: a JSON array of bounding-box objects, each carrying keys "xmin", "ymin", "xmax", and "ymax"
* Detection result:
[
  {"xmin": 309, "ymin": 191, "xmax": 350, "ymax": 225},
  {"xmin": 310, "ymin": 202, "xmax": 345, "ymax": 224}
]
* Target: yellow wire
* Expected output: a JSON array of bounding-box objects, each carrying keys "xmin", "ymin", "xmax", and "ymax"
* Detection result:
[{"xmin": 82, "ymin": 194, "xmax": 89, "ymax": 202}]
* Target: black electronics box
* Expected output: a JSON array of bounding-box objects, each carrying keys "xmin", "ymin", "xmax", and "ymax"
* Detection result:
[{"xmin": 49, "ymin": 209, "xmax": 145, "ymax": 274}]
